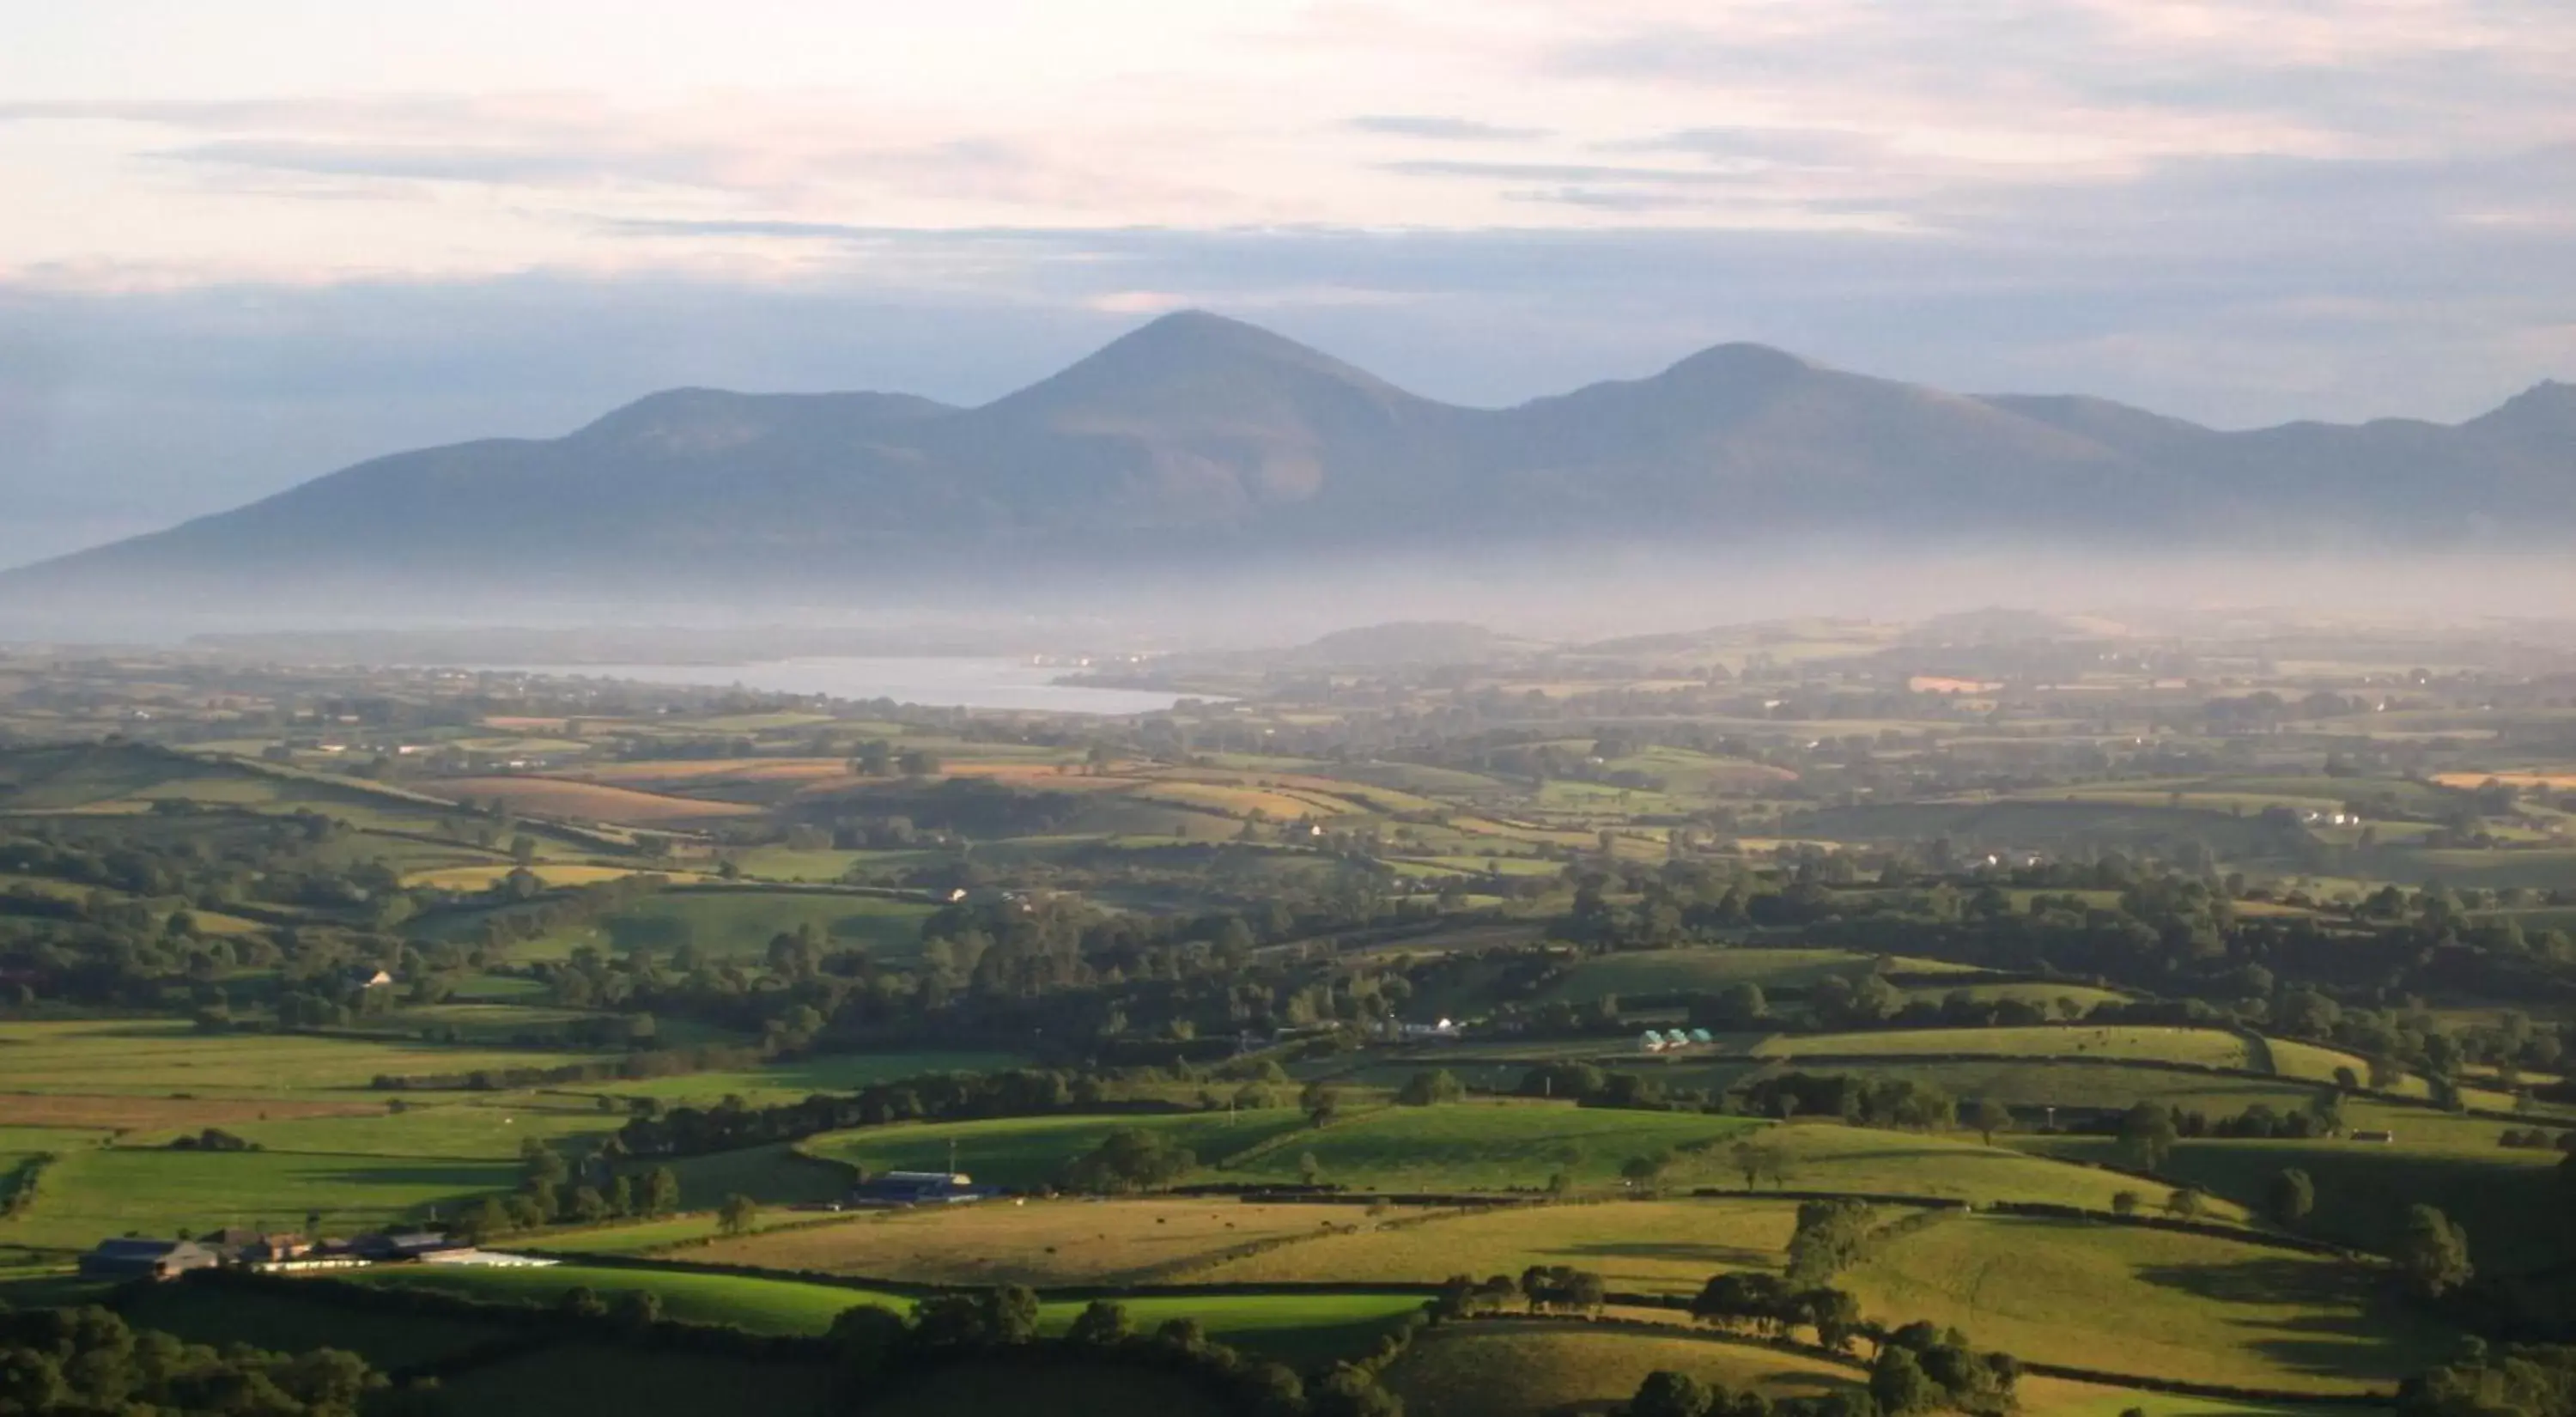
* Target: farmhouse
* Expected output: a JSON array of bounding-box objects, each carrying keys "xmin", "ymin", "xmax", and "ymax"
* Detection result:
[
  {"xmin": 349, "ymin": 1230, "xmax": 462, "ymax": 1261},
  {"xmin": 77, "ymin": 1238, "xmax": 219, "ymax": 1281},
  {"xmin": 848, "ymin": 1171, "xmax": 999, "ymax": 1207}
]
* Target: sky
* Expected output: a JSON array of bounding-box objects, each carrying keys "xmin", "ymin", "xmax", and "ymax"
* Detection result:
[{"xmin": 3, "ymin": 0, "xmax": 2573, "ymax": 569}]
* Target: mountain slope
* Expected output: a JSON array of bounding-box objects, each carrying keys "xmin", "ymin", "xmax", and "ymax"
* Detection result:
[{"xmin": 6, "ymin": 311, "xmax": 2570, "ymax": 605}]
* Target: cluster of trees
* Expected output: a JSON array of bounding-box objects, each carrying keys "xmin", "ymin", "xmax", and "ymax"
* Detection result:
[
  {"xmin": 451, "ymin": 1140, "xmax": 681, "ymax": 1239},
  {"xmin": 2398, "ymin": 1341, "xmax": 2576, "ymax": 1417},
  {"xmin": 1690, "ymin": 1272, "xmax": 1865, "ymax": 1351},
  {"xmin": 1735, "ymin": 1073, "xmax": 1959, "ymax": 1131},
  {"xmin": 829, "ymin": 1286, "xmax": 1406, "ymax": 1417},
  {"xmin": 1633, "ymin": 1315, "xmax": 2015, "ymax": 1416},
  {"xmin": 1427, "ymin": 1267, "xmax": 1610, "ymax": 1317},
  {"xmin": 0, "ymin": 1305, "xmax": 392, "ymax": 1415},
  {"xmin": 1063, "ymin": 1128, "xmax": 1199, "ymax": 1193}
]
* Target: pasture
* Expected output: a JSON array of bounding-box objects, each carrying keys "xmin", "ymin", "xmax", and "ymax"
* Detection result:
[
  {"xmin": 505, "ymin": 885, "xmax": 933, "ymax": 961},
  {"xmin": 6, "ymin": 1144, "xmax": 518, "ymax": 1250},
  {"xmin": 688, "ymin": 1196, "xmax": 1432, "ymax": 1286},
  {"xmin": 1181, "ymin": 1197, "xmax": 1803, "ymax": 1292},
  {"xmin": 0, "ymin": 1019, "xmax": 606, "ymax": 1098},
  {"xmin": 433, "ymin": 775, "xmax": 763, "ymax": 824},
  {"xmin": 805, "ymin": 1110, "xmax": 1307, "ymax": 1190},
  {"xmin": 355, "ymin": 1262, "xmax": 1427, "ymax": 1360},
  {"xmin": 1841, "ymin": 1213, "xmax": 2450, "ymax": 1393},
  {"xmin": 1753, "ymin": 1025, "xmax": 2259, "ymax": 1069},
  {"xmin": 1382, "ymin": 1323, "xmax": 1861, "ymax": 1417}
]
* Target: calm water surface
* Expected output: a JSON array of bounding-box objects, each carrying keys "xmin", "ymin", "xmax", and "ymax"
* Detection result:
[{"xmin": 464, "ymin": 657, "xmax": 1196, "ymax": 715}]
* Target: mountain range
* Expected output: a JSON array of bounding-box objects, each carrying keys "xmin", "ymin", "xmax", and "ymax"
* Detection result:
[{"xmin": 8, "ymin": 310, "xmax": 2571, "ymax": 606}]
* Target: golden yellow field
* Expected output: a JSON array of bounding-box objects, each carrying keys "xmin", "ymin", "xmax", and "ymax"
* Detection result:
[{"xmin": 690, "ymin": 1197, "xmax": 1427, "ymax": 1286}]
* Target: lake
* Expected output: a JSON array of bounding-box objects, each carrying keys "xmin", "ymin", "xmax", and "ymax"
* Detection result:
[{"xmin": 460, "ymin": 656, "xmax": 1197, "ymax": 715}]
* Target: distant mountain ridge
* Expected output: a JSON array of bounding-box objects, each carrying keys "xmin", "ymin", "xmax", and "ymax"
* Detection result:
[{"xmin": 8, "ymin": 311, "xmax": 2571, "ymax": 604}]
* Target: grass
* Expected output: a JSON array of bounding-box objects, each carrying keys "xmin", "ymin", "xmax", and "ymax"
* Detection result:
[
  {"xmin": 6, "ymin": 1145, "xmax": 519, "ymax": 1250},
  {"xmin": 688, "ymin": 1197, "xmax": 1433, "ymax": 1286},
  {"xmin": 1182, "ymin": 1198, "xmax": 1802, "ymax": 1292},
  {"xmin": 355, "ymin": 1262, "xmax": 1425, "ymax": 1361},
  {"xmin": 1797, "ymin": 1059, "xmax": 2318, "ymax": 1117},
  {"xmin": 1754, "ymin": 1025, "xmax": 2258, "ymax": 1068},
  {"xmin": 430, "ymin": 776, "xmax": 762, "ymax": 824},
  {"xmin": 2024, "ymin": 1118, "xmax": 2571, "ymax": 1272},
  {"xmin": 805, "ymin": 1110, "xmax": 1309, "ymax": 1190},
  {"xmin": 1218, "ymin": 1103, "xmax": 1761, "ymax": 1192},
  {"xmin": 1539, "ymin": 949, "xmax": 1984, "ymax": 1005},
  {"xmin": 121, "ymin": 1279, "xmax": 514, "ymax": 1370},
  {"xmin": 1841, "ymin": 1213, "xmax": 2449, "ymax": 1393},
  {"xmin": 1382, "ymin": 1323, "xmax": 1861, "ymax": 1417},
  {"xmin": 0, "ymin": 1019, "xmax": 606, "ymax": 1098},
  {"xmin": 512, "ymin": 887, "xmax": 934, "ymax": 962},
  {"xmin": 428, "ymin": 1341, "xmax": 837, "ymax": 1417},
  {"xmin": 594, "ymin": 1050, "xmax": 1031, "ymax": 1106}
]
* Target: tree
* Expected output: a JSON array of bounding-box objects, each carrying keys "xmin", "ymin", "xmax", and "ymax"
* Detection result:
[
  {"xmin": 2117, "ymin": 1102, "xmax": 2177, "ymax": 1172},
  {"xmin": 1398, "ymin": 1069, "xmax": 1464, "ymax": 1106},
  {"xmin": 1621, "ymin": 1152, "xmax": 1672, "ymax": 1191},
  {"xmin": 1066, "ymin": 1298, "xmax": 1133, "ymax": 1346},
  {"xmin": 2266, "ymin": 1168, "xmax": 2315, "ymax": 1228},
  {"xmin": 1309, "ymin": 1365, "xmax": 1404, "ymax": 1417},
  {"xmin": 646, "ymin": 1165, "xmax": 682, "ymax": 1216},
  {"xmin": 611, "ymin": 1289, "xmax": 663, "ymax": 1329},
  {"xmin": 1630, "ymin": 1370, "xmax": 1716, "ymax": 1417},
  {"xmin": 1968, "ymin": 1098, "xmax": 2013, "ymax": 1146},
  {"xmin": 558, "ymin": 1285, "xmax": 607, "ymax": 1319},
  {"xmin": 717, "ymin": 1192, "xmax": 758, "ymax": 1237},
  {"xmin": 2110, "ymin": 1189, "xmax": 2142, "ymax": 1217},
  {"xmin": 2164, "ymin": 1186, "xmax": 2208, "ymax": 1219},
  {"xmin": 570, "ymin": 1185, "xmax": 608, "ymax": 1225},
  {"xmin": 1297, "ymin": 1151, "xmax": 1322, "ymax": 1186},
  {"xmin": 459, "ymin": 1195, "xmax": 513, "ymax": 1242},
  {"xmin": 1302, "ymin": 1082, "xmax": 1344, "ymax": 1128},
  {"xmin": 1871, "ymin": 1347, "xmax": 1943, "ymax": 1414},
  {"xmin": 827, "ymin": 1303, "xmax": 906, "ymax": 1377},
  {"xmin": 2396, "ymin": 1204, "xmax": 2474, "ymax": 1298}
]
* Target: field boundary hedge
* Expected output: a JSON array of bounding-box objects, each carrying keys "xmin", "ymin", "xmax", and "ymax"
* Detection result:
[{"xmin": 0, "ymin": 1152, "xmax": 56, "ymax": 1219}]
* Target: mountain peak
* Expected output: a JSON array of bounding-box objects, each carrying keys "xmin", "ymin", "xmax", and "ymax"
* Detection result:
[
  {"xmin": 2467, "ymin": 378, "xmax": 2576, "ymax": 438},
  {"xmin": 1659, "ymin": 341, "xmax": 1813, "ymax": 384},
  {"xmin": 981, "ymin": 310, "xmax": 1418, "ymax": 421}
]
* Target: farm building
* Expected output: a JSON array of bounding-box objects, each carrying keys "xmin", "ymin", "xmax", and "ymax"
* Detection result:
[
  {"xmin": 207, "ymin": 1227, "xmax": 310, "ymax": 1262},
  {"xmin": 77, "ymin": 1238, "xmax": 220, "ymax": 1281},
  {"xmin": 848, "ymin": 1171, "xmax": 1000, "ymax": 1207},
  {"xmin": 349, "ymin": 1231, "xmax": 462, "ymax": 1261}
]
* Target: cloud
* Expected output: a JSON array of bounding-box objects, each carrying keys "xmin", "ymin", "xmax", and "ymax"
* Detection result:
[{"xmin": 1346, "ymin": 114, "xmax": 1550, "ymax": 143}]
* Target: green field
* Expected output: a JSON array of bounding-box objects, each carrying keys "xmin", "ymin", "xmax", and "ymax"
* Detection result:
[
  {"xmin": 595, "ymin": 1050, "xmax": 1033, "ymax": 1106},
  {"xmin": 355, "ymin": 1262, "xmax": 1425, "ymax": 1360},
  {"xmin": 1538, "ymin": 949, "xmax": 1985, "ymax": 1004},
  {"xmin": 0, "ymin": 1019, "xmax": 605, "ymax": 1098},
  {"xmin": 805, "ymin": 1110, "xmax": 1308, "ymax": 1189},
  {"xmin": 502, "ymin": 886, "xmax": 934, "ymax": 962},
  {"xmin": 1755, "ymin": 1025, "xmax": 2258, "ymax": 1068},
  {"xmin": 6, "ymin": 1144, "xmax": 518, "ymax": 1250},
  {"xmin": 1843, "ymin": 1213, "xmax": 2449, "ymax": 1393}
]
